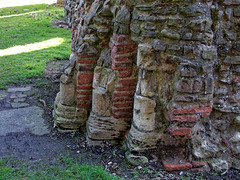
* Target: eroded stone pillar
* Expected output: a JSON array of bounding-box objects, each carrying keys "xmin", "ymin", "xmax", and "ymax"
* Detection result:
[
  {"xmin": 126, "ymin": 1, "xmax": 216, "ymax": 171},
  {"xmin": 54, "ymin": 0, "xmax": 96, "ymax": 131},
  {"xmin": 87, "ymin": 4, "xmax": 138, "ymax": 144}
]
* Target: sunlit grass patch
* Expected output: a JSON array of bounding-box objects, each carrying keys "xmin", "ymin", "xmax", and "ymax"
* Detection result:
[
  {"xmin": 0, "ymin": 4, "xmax": 71, "ymax": 89},
  {"xmin": 0, "ymin": 4, "xmax": 56, "ymax": 16},
  {"xmin": 0, "ymin": 38, "xmax": 64, "ymax": 56}
]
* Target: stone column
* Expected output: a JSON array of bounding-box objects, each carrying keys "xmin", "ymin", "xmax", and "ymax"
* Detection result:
[
  {"xmin": 126, "ymin": 1, "xmax": 217, "ymax": 171},
  {"xmin": 87, "ymin": 5, "xmax": 138, "ymax": 145},
  {"xmin": 54, "ymin": 0, "xmax": 95, "ymax": 131}
]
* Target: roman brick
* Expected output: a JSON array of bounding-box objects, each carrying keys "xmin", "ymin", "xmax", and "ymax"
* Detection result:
[
  {"xmin": 112, "ymin": 60, "xmax": 132, "ymax": 68},
  {"xmin": 78, "ymin": 64, "xmax": 93, "ymax": 71},
  {"xmin": 112, "ymin": 107, "xmax": 133, "ymax": 113},
  {"xmin": 77, "ymin": 90, "xmax": 92, "ymax": 95},
  {"xmin": 172, "ymin": 107, "xmax": 213, "ymax": 115},
  {"xmin": 113, "ymin": 34, "xmax": 130, "ymax": 42},
  {"xmin": 78, "ymin": 54, "xmax": 97, "ymax": 58},
  {"xmin": 162, "ymin": 161, "xmax": 192, "ymax": 171},
  {"xmin": 77, "ymin": 103, "xmax": 91, "ymax": 109},
  {"xmin": 192, "ymin": 161, "xmax": 207, "ymax": 168},
  {"xmin": 77, "ymin": 72, "xmax": 94, "ymax": 85},
  {"xmin": 77, "ymin": 96, "xmax": 92, "ymax": 101},
  {"xmin": 113, "ymin": 91, "xmax": 135, "ymax": 97},
  {"xmin": 111, "ymin": 65, "xmax": 133, "ymax": 71},
  {"xmin": 169, "ymin": 128, "xmax": 192, "ymax": 136},
  {"xmin": 115, "ymin": 86, "xmax": 136, "ymax": 91},
  {"xmin": 113, "ymin": 102, "xmax": 133, "ymax": 108},
  {"xmin": 113, "ymin": 46, "xmax": 136, "ymax": 54},
  {"xmin": 111, "ymin": 53, "xmax": 133, "ymax": 62},
  {"xmin": 77, "ymin": 85, "xmax": 92, "ymax": 90},
  {"xmin": 170, "ymin": 115, "xmax": 198, "ymax": 122},
  {"xmin": 119, "ymin": 71, "xmax": 132, "ymax": 78},
  {"xmin": 201, "ymin": 113, "xmax": 211, "ymax": 118},
  {"xmin": 119, "ymin": 79, "xmax": 138, "ymax": 86},
  {"xmin": 112, "ymin": 112, "xmax": 133, "ymax": 118},
  {"xmin": 77, "ymin": 58, "xmax": 98, "ymax": 64}
]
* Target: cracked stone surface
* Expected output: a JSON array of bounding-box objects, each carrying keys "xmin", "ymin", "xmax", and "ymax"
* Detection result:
[{"xmin": 0, "ymin": 106, "xmax": 50, "ymax": 136}]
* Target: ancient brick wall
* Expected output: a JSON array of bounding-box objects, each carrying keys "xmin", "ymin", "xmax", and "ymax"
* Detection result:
[{"xmin": 54, "ymin": 0, "xmax": 240, "ymax": 171}]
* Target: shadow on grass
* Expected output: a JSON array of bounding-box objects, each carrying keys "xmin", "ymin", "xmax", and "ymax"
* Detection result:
[{"xmin": 0, "ymin": 4, "xmax": 71, "ymax": 89}]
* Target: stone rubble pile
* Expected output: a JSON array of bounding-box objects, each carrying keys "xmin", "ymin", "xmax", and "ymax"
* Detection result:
[{"xmin": 54, "ymin": 0, "xmax": 240, "ymax": 171}]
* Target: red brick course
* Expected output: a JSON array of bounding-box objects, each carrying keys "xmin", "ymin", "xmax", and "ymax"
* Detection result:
[
  {"xmin": 162, "ymin": 161, "xmax": 193, "ymax": 171},
  {"xmin": 77, "ymin": 72, "xmax": 94, "ymax": 85},
  {"xmin": 170, "ymin": 115, "xmax": 198, "ymax": 122},
  {"xmin": 172, "ymin": 106, "xmax": 213, "ymax": 115},
  {"xmin": 169, "ymin": 127, "xmax": 192, "ymax": 136},
  {"xmin": 192, "ymin": 161, "xmax": 207, "ymax": 168},
  {"xmin": 110, "ymin": 34, "xmax": 137, "ymax": 119},
  {"xmin": 163, "ymin": 161, "xmax": 207, "ymax": 172},
  {"xmin": 76, "ymin": 53, "xmax": 99, "ymax": 111}
]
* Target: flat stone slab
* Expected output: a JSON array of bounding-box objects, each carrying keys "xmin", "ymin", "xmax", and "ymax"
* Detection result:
[
  {"xmin": 7, "ymin": 86, "xmax": 31, "ymax": 93},
  {"xmin": 0, "ymin": 90, "xmax": 7, "ymax": 100},
  {"xmin": 13, "ymin": 98, "xmax": 26, "ymax": 103},
  {"xmin": 0, "ymin": 106, "xmax": 50, "ymax": 136},
  {"xmin": 11, "ymin": 103, "xmax": 29, "ymax": 108}
]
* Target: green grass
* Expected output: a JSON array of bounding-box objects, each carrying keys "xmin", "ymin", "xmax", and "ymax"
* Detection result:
[
  {"xmin": 0, "ymin": 157, "xmax": 122, "ymax": 180},
  {"xmin": 0, "ymin": 4, "xmax": 71, "ymax": 89}
]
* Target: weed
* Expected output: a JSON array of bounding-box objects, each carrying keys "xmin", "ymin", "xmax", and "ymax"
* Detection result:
[{"xmin": 71, "ymin": 131, "xmax": 76, "ymax": 138}]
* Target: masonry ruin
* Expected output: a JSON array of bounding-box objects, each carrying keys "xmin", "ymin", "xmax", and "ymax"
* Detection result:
[{"xmin": 54, "ymin": 0, "xmax": 240, "ymax": 172}]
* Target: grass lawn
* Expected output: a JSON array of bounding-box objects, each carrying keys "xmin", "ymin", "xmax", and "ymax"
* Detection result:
[
  {"xmin": 0, "ymin": 157, "xmax": 121, "ymax": 180},
  {"xmin": 0, "ymin": 4, "xmax": 72, "ymax": 89}
]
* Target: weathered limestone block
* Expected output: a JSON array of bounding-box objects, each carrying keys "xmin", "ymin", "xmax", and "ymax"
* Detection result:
[
  {"xmin": 93, "ymin": 66, "xmax": 115, "ymax": 92},
  {"xmin": 92, "ymin": 88, "xmax": 111, "ymax": 117},
  {"xmin": 133, "ymin": 95, "xmax": 156, "ymax": 132},
  {"xmin": 126, "ymin": 124, "xmax": 162, "ymax": 152},
  {"xmin": 54, "ymin": 94, "xmax": 87, "ymax": 130},
  {"xmin": 137, "ymin": 44, "xmax": 156, "ymax": 71},
  {"xmin": 224, "ymin": 56, "xmax": 240, "ymax": 64},
  {"xmin": 59, "ymin": 82, "xmax": 75, "ymax": 106},
  {"xmin": 87, "ymin": 112, "xmax": 130, "ymax": 141}
]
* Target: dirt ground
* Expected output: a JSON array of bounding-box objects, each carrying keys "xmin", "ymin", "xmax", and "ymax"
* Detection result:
[{"xmin": 0, "ymin": 60, "xmax": 239, "ymax": 180}]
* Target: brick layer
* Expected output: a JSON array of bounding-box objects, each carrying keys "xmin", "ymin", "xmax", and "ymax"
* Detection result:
[
  {"xmin": 76, "ymin": 54, "xmax": 99, "ymax": 110},
  {"xmin": 110, "ymin": 34, "xmax": 137, "ymax": 119}
]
